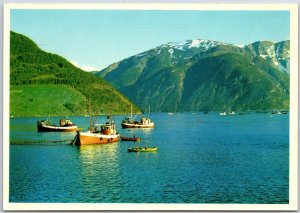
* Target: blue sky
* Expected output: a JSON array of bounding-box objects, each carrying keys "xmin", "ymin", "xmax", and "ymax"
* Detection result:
[{"xmin": 10, "ymin": 9, "xmax": 290, "ymax": 71}]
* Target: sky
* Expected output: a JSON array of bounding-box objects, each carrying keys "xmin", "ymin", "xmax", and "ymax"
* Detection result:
[{"xmin": 10, "ymin": 9, "xmax": 290, "ymax": 71}]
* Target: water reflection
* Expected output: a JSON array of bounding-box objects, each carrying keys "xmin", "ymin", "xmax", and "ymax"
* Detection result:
[
  {"xmin": 76, "ymin": 143, "xmax": 122, "ymax": 202},
  {"xmin": 77, "ymin": 143, "xmax": 119, "ymax": 164}
]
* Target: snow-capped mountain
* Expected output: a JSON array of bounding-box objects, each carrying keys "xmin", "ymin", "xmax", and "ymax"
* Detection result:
[
  {"xmin": 97, "ymin": 38, "xmax": 290, "ymax": 112},
  {"xmin": 131, "ymin": 39, "xmax": 290, "ymax": 73}
]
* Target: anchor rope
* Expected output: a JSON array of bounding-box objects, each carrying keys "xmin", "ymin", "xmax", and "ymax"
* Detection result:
[{"xmin": 10, "ymin": 139, "xmax": 75, "ymax": 146}]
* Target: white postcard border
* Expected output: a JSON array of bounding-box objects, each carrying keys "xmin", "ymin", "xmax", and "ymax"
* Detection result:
[{"xmin": 3, "ymin": 3, "xmax": 298, "ymax": 211}]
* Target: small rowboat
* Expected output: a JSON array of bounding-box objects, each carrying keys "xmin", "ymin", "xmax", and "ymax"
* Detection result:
[
  {"xmin": 128, "ymin": 146, "xmax": 158, "ymax": 152},
  {"xmin": 121, "ymin": 136, "xmax": 141, "ymax": 142}
]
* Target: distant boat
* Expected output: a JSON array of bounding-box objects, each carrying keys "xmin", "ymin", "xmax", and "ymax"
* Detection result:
[
  {"xmin": 121, "ymin": 105, "xmax": 154, "ymax": 129},
  {"xmin": 219, "ymin": 111, "xmax": 235, "ymax": 116},
  {"xmin": 120, "ymin": 135, "xmax": 141, "ymax": 142},
  {"xmin": 168, "ymin": 112, "xmax": 174, "ymax": 115},
  {"xmin": 37, "ymin": 118, "xmax": 78, "ymax": 132},
  {"xmin": 128, "ymin": 146, "xmax": 158, "ymax": 152}
]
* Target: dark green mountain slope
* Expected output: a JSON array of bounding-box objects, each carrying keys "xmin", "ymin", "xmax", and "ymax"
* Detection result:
[
  {"xmin": 98, "ymin": 39, "xmax": 289, "ymax": 112},
  {"xmin": 180, "ymin": 53, "xmax": 288, "ymax": 111},
  {"xmin": 10, "ymin": 31, "xmax": 140, "ymax": 116}
]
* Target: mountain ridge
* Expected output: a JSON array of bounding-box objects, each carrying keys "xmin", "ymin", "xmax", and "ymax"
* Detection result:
[{"xmin": 97, "ymin": 38, "xmax": 289, "ymax": 112}]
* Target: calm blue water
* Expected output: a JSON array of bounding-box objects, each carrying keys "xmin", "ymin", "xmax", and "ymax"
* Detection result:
[{"xmin": 9, "ymin": 112, "xmax": 289, "ymax": 203}]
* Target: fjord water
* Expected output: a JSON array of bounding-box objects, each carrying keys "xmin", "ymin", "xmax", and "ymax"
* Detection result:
[{"xmin": 9, "ymin": 113, "xmax": 289, "ymax": 203}]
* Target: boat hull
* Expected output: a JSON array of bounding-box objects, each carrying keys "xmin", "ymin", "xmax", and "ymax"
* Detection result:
[
  {"xmin": 121, "ymin": 123, "xmax": 154, "ymax": 129},
  {"xmin": 128, "ymin": 147, "xmax": 158, "ymax": 152},
  {"xmin": 75, "ymin": 131, "xmax": 119, "ymax": 145},
  {"xmin": 37, "ymin": 123, "xmax": 78, "ymax": 132},
  {"xmin": 120, "ymin": 136, "xmax": 141, "ymax": 142}
]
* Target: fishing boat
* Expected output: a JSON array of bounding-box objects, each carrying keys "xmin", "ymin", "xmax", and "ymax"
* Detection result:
[
  {"xmin": 128, "ymin": 146, "xmax": 158, "ymax": 152},
  {"xmin": 120, "ymin": 135, "xmax": 141, "ymax": 142},
  {"xmin": 74, "ymin": 116, "xmax": 119, "ymax": 145},
  {"xmin": 37, "ymin": 118, "xmax": 78, "ymax": 132},
  {"xmin": 121, "ymin": 105, "xmax": 154, "ymax": 128}
]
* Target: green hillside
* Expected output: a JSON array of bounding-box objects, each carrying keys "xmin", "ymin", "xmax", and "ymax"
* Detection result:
[
  {"xmin": 10, "ymin": 31, "xmax": 140, "ymax": 117},
  {"xmin": 10, "ymin": 85, "xmax": 87, "ymax": 116}
]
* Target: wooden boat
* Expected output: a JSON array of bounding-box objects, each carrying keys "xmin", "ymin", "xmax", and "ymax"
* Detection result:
[
  {"xmin": 37, "ymin": 118, "xmax": 78, "ymax": 132},
  {"xmin": 120, "ymin": 135, "xmax": 141, "ymax": 142},
  {"xmin": 128, "ymin": 146, "xmax": 158, "ymax": 152},
  {"xmin": 121, "ymin": 105, "xmax": 154, "ymax": 129},
  {"xmin": 74, "ymin": 116, "xmax": 119, "ymax": 145}
]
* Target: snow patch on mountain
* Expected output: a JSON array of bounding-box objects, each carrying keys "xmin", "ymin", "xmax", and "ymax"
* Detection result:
[
  {"xmin": 244, "ymin": 40, "xmax": 290, "ymax": 73},
  {"xmin": 236, "ymin": 44, "xmax": 245, "ymax": 48},
  {"xmin": 136, "ymin": 51, "xmax": 148, "ymax": 58},
  {"xmin": 167, "ymin": 39, "xmax": 225, "ymax": 52}
]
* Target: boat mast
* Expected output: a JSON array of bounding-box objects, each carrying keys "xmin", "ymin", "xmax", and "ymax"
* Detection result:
[
  {"xmin": 130, "ymin": 104, "xmax": 133, "ymax": 122},
  {"xmin": 89, "ymin": 98, "xmax": 93, "ymax": 131},
  {"xmin": 47, "ymin": 110, "xmax": 51, "ymax": 124}
]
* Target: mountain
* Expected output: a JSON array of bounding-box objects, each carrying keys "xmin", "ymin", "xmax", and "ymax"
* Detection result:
[
  {"xmin": 97, "ymin": 39, "xmax": 289, "ymax": 112},
  {"xmin": 10, "ymin": 31, "xmax": 140, "ymax": 116},
  {"xmin": 244, "ymin": 40, "xmax": 290, "ymax": 73}
]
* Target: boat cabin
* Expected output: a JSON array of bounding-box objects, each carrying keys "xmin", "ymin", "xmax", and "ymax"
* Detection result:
[
  {"xmin": 94, "ymin": 123, "xmax": 117, "ymax": 135},
  {"xmin": 141, "ymin": 117, "xmax": 152, "ymax": 125},
  {"xmin": 59, "ymin": 119, "xmax": 74, "ymax": 127}
]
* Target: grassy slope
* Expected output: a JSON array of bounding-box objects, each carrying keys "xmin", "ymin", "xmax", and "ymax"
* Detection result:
[{"xmin": 10, "ymin": 85, "xmax": 87, "ymax": 117}]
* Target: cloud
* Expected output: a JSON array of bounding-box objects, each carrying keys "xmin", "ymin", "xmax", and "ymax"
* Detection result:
[
  {"xmin": 81, "ymin": 66, "xmax": 99, "ymax": 72},
  {"xmin": 70, "ymin": 61, "xmax": 99, "ymax": 72}
]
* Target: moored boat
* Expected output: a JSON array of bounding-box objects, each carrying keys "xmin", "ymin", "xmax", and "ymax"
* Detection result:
[
  {"xmin": 128, "ymin": 146, "xmax": 158, "ymax": 152},
  {"xmin": 74, "ymin": 116, "xmax": 119, "ymax": 145},
  {"xmin": 37, "ymin": 118, "xmax": 78, "ymax": 132},
  {"xmin": 121, "ymin": 105, "xmax": 154, "ymax": 129},
  {"xmin": 120, "ymin": 135, "xmax": 141, "ymax": 142}
]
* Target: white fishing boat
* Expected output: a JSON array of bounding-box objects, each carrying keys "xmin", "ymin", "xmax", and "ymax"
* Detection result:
[{"xmin": 121, "ymin": 105, "xmax": 154, "ymax": 129}]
